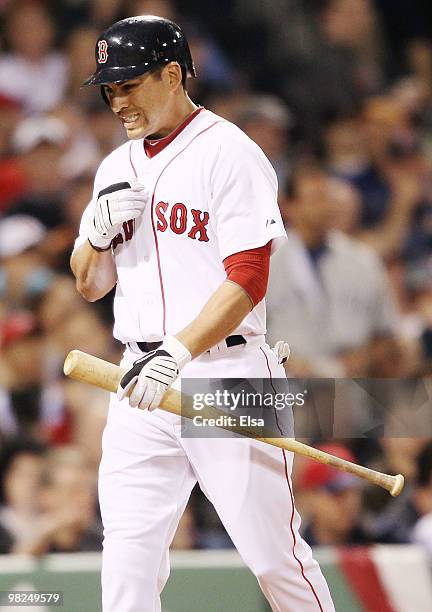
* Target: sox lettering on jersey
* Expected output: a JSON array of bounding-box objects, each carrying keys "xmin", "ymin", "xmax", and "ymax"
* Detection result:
[
  {"xmin": 188, "ymin": 209, "xmax": 210, "ymax": 241},
  {"xmin": 112, "ymin": 203, "xmax": 210, "ymax": 250},
  {"xmin": 156, "ymin": 202, "xmax": 209, "ymax": 241}
]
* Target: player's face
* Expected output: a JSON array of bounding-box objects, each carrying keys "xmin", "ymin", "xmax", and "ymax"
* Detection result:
[{"xmin": 103, "ymin": 69, "xmax": 172, "ymax": 140}]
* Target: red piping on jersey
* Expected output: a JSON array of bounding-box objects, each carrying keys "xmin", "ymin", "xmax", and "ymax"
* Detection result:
[
  {"xmin": 260, "ymin": 347, "xmax": 325, "ymax": 612},
  {"xmin": 129, "ymin": 142, "xmax": 138, "ymax": 235},
  {"xmin": 146, "ymin": 119, "xmax": 226, "ymax": 334},
  {"xmin": 129, "ymin": 141, "xmax": 138, "ymax": 178}
]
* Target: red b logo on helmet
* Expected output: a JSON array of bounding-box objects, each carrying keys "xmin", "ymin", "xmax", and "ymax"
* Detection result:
[{"xmin": 98, "ymin": 40, "xmax": 108, "ymax": 64}]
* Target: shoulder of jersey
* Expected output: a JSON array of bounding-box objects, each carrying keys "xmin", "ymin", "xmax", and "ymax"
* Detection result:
[
  {"xmin": 96, "ymin": 140, "xmax": 132, "ymax": 174},
  {"xmin": 206, "ymin": 111, "xmax": 264, "ymax": 152}
]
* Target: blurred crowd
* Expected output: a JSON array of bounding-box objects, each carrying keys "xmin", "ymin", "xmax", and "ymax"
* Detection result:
[{"xmin": 1, "ymin": 0, "xmax": 432, "ymax": 561}]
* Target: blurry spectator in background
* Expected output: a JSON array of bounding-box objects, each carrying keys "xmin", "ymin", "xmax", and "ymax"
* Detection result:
[
  {"xmin": 186, "ymin": 23, "xmax": 237, "ymax": 99},
  {"xmin": 236, "ymin": 94, "xmax": 292, "ymax": 186},
  {"xmin": 326, "ymin": 176, "xmax": 361, "ymax": 235},
  {"xmin": 79, "ymin": 99, "xmax": 124, "ymax": 160},
  {"xmin": 323, "ymin": 100, "xmax": 425, "ymax": 260},
  {"xmin": 12, "ymin": 446, "xmax": 102, "ymax": 556},
  {"xmin": 412, "ymin": 441, "xmax": 432, "ymax": 561},
  {"xmin": 0, "ymin": 317, "xmax": 57, "ymax": 441},
  {"xmin": 52, "ymin": 104, "xmax": 101, "ymax": 180},
  {"xmin": 322, "ymin": 108, "xmax": 390, "ymax": 227},
  {"xmin": 0, "ymin": 114, "xmax": 65, "ymax": 217},
  {"xmin": 361, "ymin": 437, "xmax": 427, "ymax": 544},
  {"xmin": 126, "ymin": 0, "xmax": 176, "ymax": 20},
  {"xmin": 397, "ymin": 260, "xmax": 432, "ymax": 376},
  {"xmin": 266, "ymin": 163, "xmax": 401, "ymax": 378},
  {"xmin": 0, "ymin": 216, "xmax": 65, "ymax": 442},
  {"xmin": 318, "ymin": 0, "xmax": 385, "ymax": 92},
  {"xmin": 48, "ymin": 306, "xmax": 115, "ymax": 364},
  {"xmin": 0, "ymin": 94, "xmax": 24, "ymax": 212},
  {"xmin": 65, "ymin": 26, "xmax": 100, "ymax": 109},
  {"xmin": 393, "ymin": 39, "xmax": 432, "ymax": 140},
  {"xmin": 0, "ymin": 215, "xmax": 50, "ymax": 308},
  {"xmin": 1, "ymin": 117, "xmax": 76, "ymax": 271},
  {"xmin": 298, "ymin": 443, "xmax": 370, "ymax": 546},
  {"xmin": 259, "ymin": 0, "xmax": 385, "ymax": 142},
  {"xmin": 0, "ymin": 438, "xmax": 46, "ymax": 553},
  {"xmin": 63, "ymin": 175, "xmax": 95, "ymax": 234},
  {"xmin": 0, "ymin": 2, "xmax": 67, "ymax": 114},
  {"xmin": 6, "ymin": 116, "xmax": 69, "ymax": 226}
]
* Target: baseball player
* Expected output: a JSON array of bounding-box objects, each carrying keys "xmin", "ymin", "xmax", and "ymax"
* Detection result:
[{"xmin": 71, "ymin": 15, "xmax": 334, "ymax": 612}]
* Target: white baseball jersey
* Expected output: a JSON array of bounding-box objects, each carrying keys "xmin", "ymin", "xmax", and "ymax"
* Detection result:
[{"xmin": 75, "ymin": 109, "xmax": 286, "ymax": 343}]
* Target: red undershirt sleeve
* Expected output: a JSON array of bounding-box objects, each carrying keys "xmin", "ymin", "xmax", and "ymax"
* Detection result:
[{"xmin": 223, "ymin": 241, "xmax": 272, "ymax": 307}]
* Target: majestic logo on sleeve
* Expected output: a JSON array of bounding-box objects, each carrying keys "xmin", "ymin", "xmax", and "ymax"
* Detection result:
[
  {"xmin": 155, "ymin": 202, "xmax": 209, "ymax": 242},
  {"xmin": 97, "ymin": 40, "xmax": 108, "ymax": 64}
]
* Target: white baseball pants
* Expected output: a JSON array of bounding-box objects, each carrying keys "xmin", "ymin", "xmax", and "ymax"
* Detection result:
[{"xmin": 98, "ymin": 340, "xmax": 334, "ymax": 611}]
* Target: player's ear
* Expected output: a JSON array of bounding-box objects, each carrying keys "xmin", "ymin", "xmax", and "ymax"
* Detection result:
[{"xmin": 162, "ymin": 62, "xmax": 183, "ymax": 91}]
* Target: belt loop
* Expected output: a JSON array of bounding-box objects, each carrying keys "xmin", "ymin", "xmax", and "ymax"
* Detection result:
[{"xmin": 207, "ymin": 335, "xmax": 246, "ymax": 356}]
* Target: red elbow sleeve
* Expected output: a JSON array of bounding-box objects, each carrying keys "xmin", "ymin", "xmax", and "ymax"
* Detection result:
[{"xmin": 223, "ymin": 242, "xmax": 271, "ymax": 307}]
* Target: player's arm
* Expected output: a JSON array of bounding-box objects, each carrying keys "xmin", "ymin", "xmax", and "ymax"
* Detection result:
[
  {"xmin": 71, "ymin": 241, "xmax": 117, "ymax": 302},
  {"xmin": 176, "ymin": 243, "xmax": 270, "ymax": 357},
  {"xmin": 71, "ymin": 180, "xmax": 149, "ymax": 302},
  {"xmin": 118, "ymin": 243, "xmax": 271, "ymax": 410},
  {"xmin": 176, "ymin": 281, "xmax": 252, "ymax": 357}
]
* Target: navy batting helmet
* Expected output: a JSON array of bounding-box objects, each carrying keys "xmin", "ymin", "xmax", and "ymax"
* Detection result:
[{"xmin": 82, "ymin": 15, "xmax": 196, "ymax": 100}]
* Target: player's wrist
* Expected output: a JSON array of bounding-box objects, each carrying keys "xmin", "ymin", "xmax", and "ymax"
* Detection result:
[
  {"xmin": 162, "ymin": 335, "xmax": 192, "ymax": 370},
  {"xmin": 87, "ymin": 238, "xmax": 112, "ymax": 252},
  {"xmin": 86, "ymin": 218, "xmax": 116, "ymax": 250}
]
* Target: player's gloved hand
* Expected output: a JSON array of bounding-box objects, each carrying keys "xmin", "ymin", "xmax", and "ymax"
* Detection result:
[
  {"xmin": 272, "ymin": 340, "xmax": 290, "ymax": 364},
  {"xmin": 87, "ymin": 180, "xmax": 149, "ymax": 250},
  {"xmin": 117, "ymin": 336, "xmax": 192, "ymax": 410}
]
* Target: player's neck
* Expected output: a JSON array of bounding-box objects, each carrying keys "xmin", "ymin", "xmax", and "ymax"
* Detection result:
[{"xmin": 149, "ymin": 95, "xmax": 198, "ymax": 140}]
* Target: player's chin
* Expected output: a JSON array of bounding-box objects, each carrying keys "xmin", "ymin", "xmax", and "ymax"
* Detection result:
[{"xmin": 124, "ymin": 124, "xmax": 146, "ymax": 140}]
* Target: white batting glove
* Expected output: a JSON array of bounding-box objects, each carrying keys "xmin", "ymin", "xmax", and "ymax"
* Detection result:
[
  {"xmin": 272, "ymin": 340, "xmax": 290, "ymax": 364},
  {"xmin": 117, "ymin": 336, "xmax": 192, "ymax": 410},
  {"xmin": 87, "ymin": 180, "xmax": 149, "ymax": 250}
]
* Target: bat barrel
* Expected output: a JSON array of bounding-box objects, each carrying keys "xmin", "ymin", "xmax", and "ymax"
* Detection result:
[
  {"xmin": 260, "ymin": 436, "xmax": 405, "ymax": 497},
  {"xmin": 389, "ymin": 473, "xmax": 405, "ymax": 497}
]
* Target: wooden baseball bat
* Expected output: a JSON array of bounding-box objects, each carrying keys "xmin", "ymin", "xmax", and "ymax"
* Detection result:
[{"xmin": 63, "ymin": 349, "xmax": 405, "ymax": 497}]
